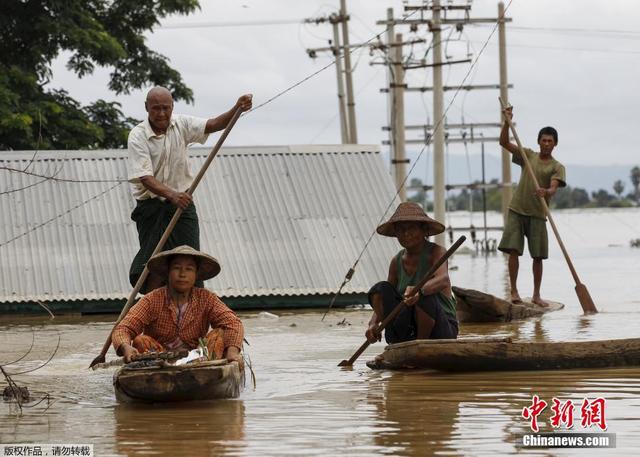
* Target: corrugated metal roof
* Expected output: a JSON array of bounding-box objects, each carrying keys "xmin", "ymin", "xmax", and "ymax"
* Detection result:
[{"xmin": 0, "ymin": 145, "xmax": 401, "ymax": 304}]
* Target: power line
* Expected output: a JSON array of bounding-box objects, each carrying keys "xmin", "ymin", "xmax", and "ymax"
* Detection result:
[
  {"xmin": 159, "ymin": 19, "xmax": 303, "ymax": 29},
  {"xmin": 248, "ymin": 7, "xmax": 423, "ymax": 115},
  {"xmin": 0, "ymin": 166, "xmax": 126, "ymax": 184},
  {"xmin": 470, "ymin": 40, "xmax": 640, "ymax": 55},
  {"xmin": 343, "ymin": 0, "xmax": 517, "ymax": 275},
  {"xmin": 0, "ymin": 6, "xmax": 425, "ymax": 249},
  {"xmin": 0, "ymin": 183, "xmax": 124, "ymax": 248},
  {"xmin": 481, "ymin": 24, "xmax": 640, "ymax": 38}
]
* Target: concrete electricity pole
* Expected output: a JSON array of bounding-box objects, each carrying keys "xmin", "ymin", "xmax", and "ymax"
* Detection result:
[
  {"xmin": 331, "ymin": 15, "xmax": 349, "ymax": 143},
  {"xmin": 432, "ymin": 0, "xmax": 446, "ymax": 246},
  {"xmin": 378, "ymin": 3, "xmax": 511, "ymax": 243},
  {"xmin": 393, "ymin": 32, "xmax": 407, "ymax": 201},
  {"xmin": 304, "ymin": 3, "xmax": 358, "ymax": 144},
  {"xmin": 340, "ymin": 0, "xmax": 358, "ymax": 143},
  {"xmin": 498, "ymin": 1, "xmax": 511, "ymax": 223}
]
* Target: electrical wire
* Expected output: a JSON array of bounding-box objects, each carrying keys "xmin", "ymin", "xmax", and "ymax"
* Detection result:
[
  {"xmin": 0, "ymin": 5, "xmax": 425, "ymax": 250},
  {"xmin": 324, "ymin": 0, "xmax": 517, "ymax": 318},
  {"xmin": 0, "ymin": 183, "xmax": 124, "ymax": 248}
]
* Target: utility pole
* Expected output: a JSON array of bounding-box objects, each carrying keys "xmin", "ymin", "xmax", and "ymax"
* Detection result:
[
  {"xmin": 331, "ymin": 15, "xmax": 349, "ymax": 143},
  {"xmin": 498, "ymin": 1, "xmax": 511, "ymax": 223},
  {"xmin": 305, "ymin": 3, "xmax": 358, "ymax": 144},
  {"xmin": 393, "ymin": 33, "xmax": 407, "ymax": 201},
  {"xmin": 385, "ymin": 8, "xmax": 398, "ymax": 196},
  {"xmin": 432, "ymin": 0, "xmax": 446, "ymax": 245},
  {"xmin": 378, "ymin": 3, "xmax": 512, "ymax": 244},
  {"xmin": 340, "ymin": 0, "xmax": 358, "ymax": 143}
]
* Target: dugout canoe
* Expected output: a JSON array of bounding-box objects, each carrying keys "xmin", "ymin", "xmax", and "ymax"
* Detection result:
[
  {"xmin": 367, "ymin": 336, "xmax": 640, "ymax": 372},
  {"xmin": 453, "ymin": 286, "xmax": 563, "ymax": 323},
  {"xmin": 113, "ymin": 359, "xmax": 243, "ymax": 403}
]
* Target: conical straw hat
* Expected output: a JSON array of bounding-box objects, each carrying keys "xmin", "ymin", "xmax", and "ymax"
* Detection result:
[
  {"xmin": 376, "ymin": 202, "xmax": 445, "ymax": 237},
  {"xmin": 146, "ymin": 245, "xmax": 221, "ymax": 281}
]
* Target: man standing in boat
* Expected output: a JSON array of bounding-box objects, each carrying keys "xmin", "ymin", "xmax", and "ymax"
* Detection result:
[
  {"xmin": 127, "ymin": 86, "xmax": 252, "ymax": 292},
  {"xmin": 365, "ymin": 202, "xmax": 458, "ymax": 345},
  {"xmin": 113, "ymin": 245, "xmax": 244, "ymax": 364},
  {"xmin": 498, "ymin": 106, "xmax": 566, "ymax": 306}
]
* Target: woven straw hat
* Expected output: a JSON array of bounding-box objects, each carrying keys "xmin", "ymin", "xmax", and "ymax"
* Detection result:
[
  {"xmin": 376, "ymin": 202, "xmax": 445, "ymax": 237},
  {"xmin": 146, "ymin": 245, "xmax": 221, "ymax": 281}
]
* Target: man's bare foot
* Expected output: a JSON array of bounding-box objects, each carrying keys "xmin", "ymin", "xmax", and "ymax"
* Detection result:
[
  {"xmin": 510, "ymin": 291, "xmax": 522, "ymax": 304},
  {"xmin": 531, "ymin": 296, "xmax": 549, "ymax": 307}
]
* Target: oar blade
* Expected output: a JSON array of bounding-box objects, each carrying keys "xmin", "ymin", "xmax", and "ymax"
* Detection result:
[
  {"xmin": 575, "ymin": 283, "xmax": 598, "ymax": 314},
  {"xmin": 338, "ymin": 359, "xmax": 351, "ymax": 367}
]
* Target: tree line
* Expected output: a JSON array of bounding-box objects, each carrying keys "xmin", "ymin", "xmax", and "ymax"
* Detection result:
[
  {"xmin": 409, "ymin": 166, "xmax": 640, "ymax": 211},
  {"xmin": 1, "ymin": 1, "xmax": 199, "ymax": 151}
]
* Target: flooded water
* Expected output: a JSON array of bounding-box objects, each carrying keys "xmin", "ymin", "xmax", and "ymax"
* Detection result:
[{"xmin": 1, "ymin": 208, "xmax": 639, "ymax": 456}]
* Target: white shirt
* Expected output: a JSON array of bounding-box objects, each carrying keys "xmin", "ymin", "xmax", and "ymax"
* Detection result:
[{"xmin": 127, "ymin": 114, "xmax": 209, "ymax": 200}]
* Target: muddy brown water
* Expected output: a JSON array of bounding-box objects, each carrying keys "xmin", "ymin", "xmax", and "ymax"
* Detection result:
[{"xmin": 1, "ymin": 208, "xmax": 639, "ymax": 455}]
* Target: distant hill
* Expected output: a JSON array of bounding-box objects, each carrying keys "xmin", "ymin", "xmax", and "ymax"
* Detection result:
[{"xmin": 400, "ymin": 151, "xmax": 637, "ymax": 194}]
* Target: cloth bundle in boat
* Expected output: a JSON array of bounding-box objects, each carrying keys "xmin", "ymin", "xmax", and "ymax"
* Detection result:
[{"xmin": 132, "ymin": 328, "xmax": 226, "ymax": 360}]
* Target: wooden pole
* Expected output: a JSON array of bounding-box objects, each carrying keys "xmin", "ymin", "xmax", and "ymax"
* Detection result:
[
  {"xmin": 89, "ymin": 108, "xmax": 243, "ymax": 368},
  {"xmin": 498, "ymin": 98, "xmax": 597, "ymax": 314}
]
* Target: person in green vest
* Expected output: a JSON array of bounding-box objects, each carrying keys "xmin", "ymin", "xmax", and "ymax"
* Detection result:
[
  {"xmin": 498, "ymin": 106, "xmax": 566, "ymax": 306},
  {"xmin": 365, "ymin": 202, "xmax": 458, "ymax": 345}
]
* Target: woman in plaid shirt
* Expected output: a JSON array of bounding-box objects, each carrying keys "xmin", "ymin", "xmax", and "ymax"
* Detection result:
[{"xmin": 112, "ymin": 245, "xmax": 244, "ymax": 364}]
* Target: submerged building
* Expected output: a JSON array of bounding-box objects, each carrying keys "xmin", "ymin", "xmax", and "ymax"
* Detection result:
[{"xmin": 0, "ymin": 145, "xmax": 399, "ymax": 314}]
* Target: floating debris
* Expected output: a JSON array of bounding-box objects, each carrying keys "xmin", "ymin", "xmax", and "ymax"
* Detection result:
[
  {"xmin": 3, "ymin": 385, "xmax": 30, "ymax": 403},
  {"xmin": 289, "ymin": 323, "xmax": 297, "ymax": 327},
  {"xmin": 336, "ymin": 318, "xmax": 351, "ymax": 327},
  {"xmin": 630, "ymin": 238, "xmax": 640, "ymax": 248},
  {"xmin": 257, "ymin": 311, "xmax": 279, "ymax": 320}
]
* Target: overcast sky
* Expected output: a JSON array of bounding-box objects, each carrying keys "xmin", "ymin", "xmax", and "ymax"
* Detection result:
[{"xmin": 50, "ymin": 0, "xmax": 640, "ymax": 181}]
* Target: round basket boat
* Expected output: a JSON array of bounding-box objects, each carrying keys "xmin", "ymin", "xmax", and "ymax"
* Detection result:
[{"xmin": 113, "ymin": 359, "xmax": 243, "ymax": 403}]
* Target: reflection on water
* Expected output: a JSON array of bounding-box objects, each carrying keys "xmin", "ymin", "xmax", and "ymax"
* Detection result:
[
  {"xmin": 113, "ymin": 401, "xmax": 245, "ymax": 457},
  {"xmin": 368, "ymin": 371, "xmax": 462, "ymax": 456},
  {"xmin": 1, "ymin": 209, "xmax": 640, "ymax": 455}
]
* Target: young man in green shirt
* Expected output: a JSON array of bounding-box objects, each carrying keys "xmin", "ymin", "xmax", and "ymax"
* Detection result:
[{"xmin": 498, "ymin": 107, "xmax": 566, "ymax": 306}]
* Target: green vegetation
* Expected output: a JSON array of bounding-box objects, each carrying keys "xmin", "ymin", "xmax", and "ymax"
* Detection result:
[
  {"xmin": 0, "ymin": 0, "xmax": 200, "ymax": 150},
  {"xmin": 409, "ymin": 166, "xmax": 640, "ymax": 211}
]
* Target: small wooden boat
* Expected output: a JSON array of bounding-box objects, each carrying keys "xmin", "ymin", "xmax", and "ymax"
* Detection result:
[
  {"xmin": 113, "ymin": 359, "xmax": 243, "ymax": 403},
  {"xmin": 367, "ymin": 336, "xmax": 640, "ymax": 372},
  {"xmin": 453, "ymin": 286, "xmax": 563, "ymax": 323}
]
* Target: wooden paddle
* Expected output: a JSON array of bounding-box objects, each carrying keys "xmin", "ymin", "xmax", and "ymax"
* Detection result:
[
  {"xmin": 338, "ymin": 235, "xmax": 466, "ymax": 367},
  {"xmin": 89, "ymin": 108, "xmax": 243, "ymax": 369},
  {"xmin": 498, "ymin": 98, "xmax": 597, "ymax": 314}
]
